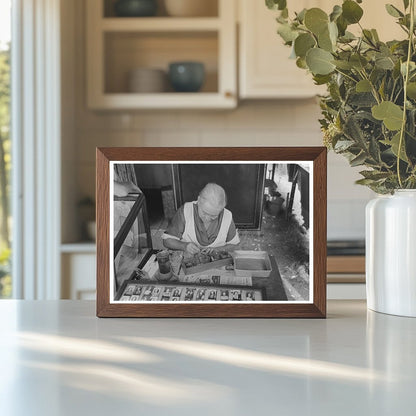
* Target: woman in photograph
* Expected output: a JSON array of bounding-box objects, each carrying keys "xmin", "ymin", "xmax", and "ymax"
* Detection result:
[{"xmin": 162, "ymin": 183, "xmax": 240, "ymax": 255}]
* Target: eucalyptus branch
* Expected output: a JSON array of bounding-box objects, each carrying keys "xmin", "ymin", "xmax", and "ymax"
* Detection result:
[
  {"xmin": 267, "ymin": 0, "xmax": 416, "ymax": 192},
  {"xmin": 397, "ymin": 0, "xmax": 415, "ymax": 188},
  {"xmin": 398, "ymin": 22, "xmax": 410, "ymax": 35}
]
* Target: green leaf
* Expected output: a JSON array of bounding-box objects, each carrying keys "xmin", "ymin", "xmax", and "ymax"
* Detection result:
[
  {"xmin": 333, "ymin": 60, "xmax": 353, "ymax": 70},
  {"xmin": 304, "ymin": 8, "xmax": 329, "ymax": 35},
  {"xmin": 339, "ymin": 31, "xmax": 356, "ymax": 43},
  {"xmin": 372, "ymin": 101, "xmax": 404, "ymax": 130},
  {"xmin": 356, "ymin": 79, "xmax": 372, "ymax": 92},
  {"xmin": 371, "ymin": 29, "xmax": 380, "ymax": 42},
  {"xmin": 378, "ymin": 78, "xmax": 386, "ymax": 100},
  {"xmin": 360, "ymin": 170, "xmax": 391, "ymax": 180},
  {"xmin": 369, "ymin": 136, "xmax": 382, "ymax": 163},
  {"xmin": 348, "ymin": 92, "xmax": 377, "ymax": 107},
  {"xmin": 389, "ymin": 132, "xmax": 409, "ymax": 162},
  {"xmin": 342, "ymin": 0, "xmax": 364, "ymax": 24},
  {"xmin": 375, "ymin": 55, "xmax": 395, "ymax": 70},
  {"xmin": 385, "ymin": 4, "xmax": 404, "ymax": 18},
  {"xmin": 363, "ymin": 29, "xmax": 376, "ymax": 46},
  {"xmin": 336, "ymin": 15, "xmax": 348, "ymax": 36},
  {"xmin": 334, "ymin": 140, "xmax": 355, "ymax": 151},
  {"xmin": 399, "ymin": 14, "xmax": 411, "ymax": 29},
  {"xmin": 266, "ymin": 0, "xmax": 287, "ymax": 11},
  {"xmin": 407, "ymin": 82, "xmax": 416, "ymax": 99},
  {"xmin": 403, "ymin": 0, "xmax": 410, "ymax": 10},
  {"xmin": 350, "ymin": 152, "xmax": 368, "ymax": 167},
  {"xmin": 306, "ymin": 48, "xmax": 335, "ymax": 75},
  {"xmin": 344, "ymin": 114, "xmax": 367, "ymax": 147},
  {"xmin": 294, "ymin": 33, "xmax": 316, "ymax": 58},
  {"xmin": 318, "ymin": 27, "xmax": 334, "ymax": 52},
  {"xmin": 296, "ymin": 8, "xmax": 307, "ymax": 23},
  {"xmin": 328, "ymin": 21, "xmax": 338, "ymax": 45},
  {"xmin": 330, "ymin": 5, "xmax": 342, "ymax": 22},
  {"xmin": 276, "ymin": 14, "xmax": 287, "ymax": 24},
  {"xmin": 355, "ymin": 178, "xmax": 377, "ymax": 186},
  {"xmin": 401, "ymin": 61, "xmax": 416, "ymax": 76},
  {"xmin": 408, "ymin": 109, "xmax": 416, "ymax": 137},
  {"xmin": 277, "ymin": 23, "xmax": 298, "ymax": 43},
  {"xmin": 313, "ymin": 74, "xmax": 332, "ymax": 85},
  {"xmin": 350, "ymin": 54, "xmax": 368, "ymax": 70},
  {"xmin": 296, "ymin": 57, "xmax": 308, "ymax": 69}
]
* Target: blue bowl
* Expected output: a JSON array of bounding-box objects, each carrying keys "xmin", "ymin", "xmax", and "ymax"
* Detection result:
[
  {"xmin": 168, "ymin": 62, "xmax": 205, "ymax": 93},
  {"xmin": 114, "ymin": 0, "xmax": 157, "ymax": 17}
]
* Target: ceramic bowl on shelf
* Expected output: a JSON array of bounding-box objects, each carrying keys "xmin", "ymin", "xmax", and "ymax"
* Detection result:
[
  {"xmin": 168, "ymin": 61, "xmax": 205, "ymax": 92},
  {"xmin": 128, "ymin": 68, "xmax": 167, "ymax": 93},
  {"xmin": 164, "ymin": 0, "xmax": 218, "ymax": 17},
  {"xmin": 114, "ymin": 0, "xmax": 158, "ymax": 17}
]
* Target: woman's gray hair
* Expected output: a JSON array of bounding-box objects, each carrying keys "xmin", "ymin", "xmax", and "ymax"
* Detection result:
[{"xmin": 199, "ymin": 183, "xmax": 227, "ymax": 208}]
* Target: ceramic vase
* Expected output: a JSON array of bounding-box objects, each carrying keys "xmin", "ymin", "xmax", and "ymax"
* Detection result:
[
  {"xmin": 114, "ymin": 0, "xmax": 157, "ymax": 17},
  {"xmin": 366, "ymin": 190, "xmax": 416, "ymax": 317},
  {"xmin": 168, "ymin": 62, "xmax": 205, "ymax": 92}
]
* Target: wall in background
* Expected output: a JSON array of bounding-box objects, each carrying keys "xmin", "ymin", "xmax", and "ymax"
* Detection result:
[{"xmin": 61, "ymin": 0, "xmax": 374, "ymax": 243}]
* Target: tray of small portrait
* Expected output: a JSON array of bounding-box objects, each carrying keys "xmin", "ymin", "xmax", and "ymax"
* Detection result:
[{"xmin": 96, "ymin": 147, "xmax": 327, "ymax": 317}]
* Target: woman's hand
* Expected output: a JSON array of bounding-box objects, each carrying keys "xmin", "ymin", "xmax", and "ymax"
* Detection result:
[{"xmin": 185, "ymin": 242, "xmax": 200, "ymax": 255}]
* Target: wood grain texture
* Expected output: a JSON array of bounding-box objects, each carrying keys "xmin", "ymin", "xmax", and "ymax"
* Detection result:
[
  {"xmin": 96, "ymin": 147, "xmax": 327, "ymax": 318},
  {"xmin": 96, "ymin": 148, "xmax": 110, "ymax": 317},
  {"xmin": 313, "ymin": 148, "xmax": 327, "ymax": 318}
]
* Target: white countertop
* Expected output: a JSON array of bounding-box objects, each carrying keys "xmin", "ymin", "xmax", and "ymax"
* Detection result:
[{"xmin": 0, "ymin": 300, "xmax": 415, "ymax": 415}]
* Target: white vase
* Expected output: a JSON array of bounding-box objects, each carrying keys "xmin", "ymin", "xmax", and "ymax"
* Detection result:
[{"xmin": 366, "ymin": 190, "xmax": 416, "ymax": 317}]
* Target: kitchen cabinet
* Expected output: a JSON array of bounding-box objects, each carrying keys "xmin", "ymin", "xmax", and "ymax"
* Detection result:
[
  {"xmin": 238, "ymin": 0, "xmax": 325, "ymax": 99},
  {"xmin": 86, "ymin": 0, "xmax": 237, "ymax": 109},
  {"xmin": 61, "ymin": 192, "xmax": 153, "ymax": 300},
  {"xmin": 238, "ymin": 0, "xmax": 404, "ymax": 99},
  {"xmin": 61, "ymin": 245, "xmax": 96, "ymax": 300}
]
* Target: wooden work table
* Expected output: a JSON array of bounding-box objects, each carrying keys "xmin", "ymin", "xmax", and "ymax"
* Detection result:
[{"xmin": 1, "ymin": 300, "xmax": 415, "ymax": 415}]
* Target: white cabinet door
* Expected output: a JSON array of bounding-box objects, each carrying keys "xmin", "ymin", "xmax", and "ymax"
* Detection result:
[
  {"xmin": 239, "ymin": 0, "xmax": 326, "ymax": 99},
  {"xmin": 238, "ymin": 0, "xmax": 403, "ymax": 99},
  {"xmin": 62, "ymin": 253, "xmax": 96, "ymax": 300}
]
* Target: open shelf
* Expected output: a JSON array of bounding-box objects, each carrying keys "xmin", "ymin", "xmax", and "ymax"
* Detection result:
[
  {"xmin": 90, "ymin": 92, "xmax": 234, "ymax": 109},
  {"xmin": 103, "ymin": 0, "xmax": 219, "ymax": 18},
  {"xmin": 86, "ymin": 0, "xmax": 236, "ymax": 109},
  {"xmin": 104, "ymin": 31, "xmax": 218, "ymax": 94},
  {"xmin": 101, "ymin": 17, "xmax": 221, "ymax": 31}
]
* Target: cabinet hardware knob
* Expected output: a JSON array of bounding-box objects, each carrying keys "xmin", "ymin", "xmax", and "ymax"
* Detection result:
[{"xmin": 225, "ymin": 91, "xmax": 234, "ymax": 98}]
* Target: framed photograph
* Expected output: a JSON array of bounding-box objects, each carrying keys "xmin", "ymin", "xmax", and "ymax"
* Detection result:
[{"xmin": 96, "ymin": 147, "xmax": 327, "ymax": 318}]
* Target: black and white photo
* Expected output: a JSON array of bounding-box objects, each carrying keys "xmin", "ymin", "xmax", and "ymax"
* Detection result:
[{"xmin": 110, "ymin": 161, "xmax": 313, "ymax": 304}]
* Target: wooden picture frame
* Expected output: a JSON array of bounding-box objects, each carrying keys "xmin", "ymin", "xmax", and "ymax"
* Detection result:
[{"xmin": 96, "ymin": 147, "xmax": 327, "ymax": 318}]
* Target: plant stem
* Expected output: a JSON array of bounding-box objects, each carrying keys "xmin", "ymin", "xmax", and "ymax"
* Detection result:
[
  {"xmin": 334, "ymin": 68, "xmax": 358, "ymax": 84},
  {"xmin": 358, "ymin": 69, "xmax": 381, "ymax": 104},
  {"xmin": 397, "ymin": 0, "xmax": 415, "ymax": 188}
]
